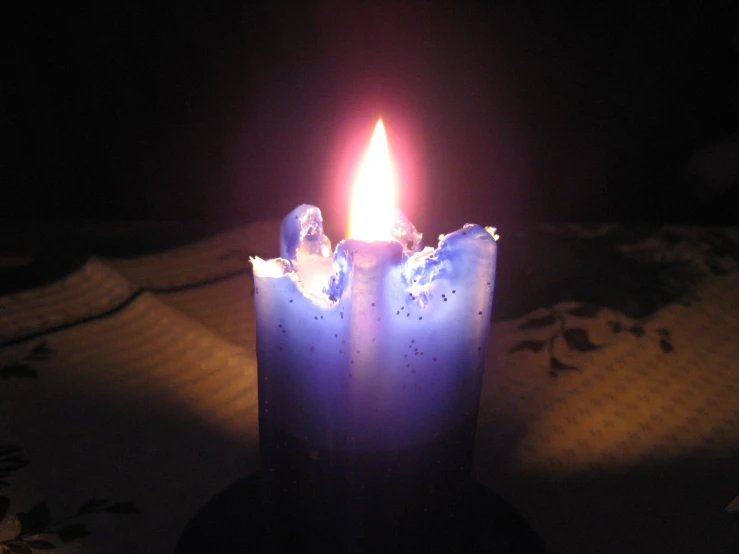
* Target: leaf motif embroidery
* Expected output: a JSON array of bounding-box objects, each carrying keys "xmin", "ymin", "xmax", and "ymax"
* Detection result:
[
  {"xmin": 5, "ymin": 541, "xmax": 32, "ymax": 553},
  {"xmin": 0, "ymin": 364, "xmax": 38, "ymax": 380},
  {"xmin": 105, "ymin": 501, "xmax": 140, "ymax": 514},
  {"xmin": 550, "ymin": 357, "xmax": 577, "ymax": 372},
  {"xmin": 23, "ymin": 540, "xmax": 55, "ymax": 550},
  {"xmin": 57, "ymin": 523, "xmax": 91, "ymax": 542},
  {"xmin": 566, "ymin": 304, "xmax": 600, "ymax": 318},
  {"xmin": 707, "ymin": 263, "xmax": 729, "ymax": 276},
  {"xmin": 77, "ymin": 498, "xmax": 108, "ymax": 515},
  {"xmin": 27, "ymin": 341, "xmax": 54, "ymax": 361},
  {"xmin": 563, "ymin": 329, "xmax": 600, "ymax": 351},
  {"xmin": 0, "ymin": 496, "xmax": 9, "ymax": 524},
  {"xmin": 659, "ymin": 338, "xmax": 674, "ymax": 353},
  {"xmin": 16, "ymin": 502, "xmax": 52, "ymax": 537},
  {"xmin": 519, "ymin": 313, "xmax": 556, "ymax": 329},
  {"xmin": 508, "ymin": 340, "xmax": 547, "ymax": 354}
]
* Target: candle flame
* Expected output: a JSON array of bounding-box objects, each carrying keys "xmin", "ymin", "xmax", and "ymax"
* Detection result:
[{"xmin": 348, "ymin": 119, "xmax": 396, "ymax": 240}]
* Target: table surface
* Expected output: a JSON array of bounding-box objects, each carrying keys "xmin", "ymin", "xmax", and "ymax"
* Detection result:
[{"xmin": 1, "ymin": 221, "xmax": 738, "ymax": 553}]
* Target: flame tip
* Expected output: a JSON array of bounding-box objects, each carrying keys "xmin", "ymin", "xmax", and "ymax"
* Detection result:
[{"xmin": 348, "ymin": 120, "xmax": 396, "ymax": 241}]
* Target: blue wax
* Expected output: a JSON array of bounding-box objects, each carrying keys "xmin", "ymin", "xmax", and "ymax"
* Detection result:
[{"xmin": 252, "ymin": 205, "xmax": 497, "ymax": 456}]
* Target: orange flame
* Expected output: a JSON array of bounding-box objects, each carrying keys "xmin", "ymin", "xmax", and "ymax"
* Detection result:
[{"xmin": 348, "ymin": 119, "xmax": 396, "ymax": 241}]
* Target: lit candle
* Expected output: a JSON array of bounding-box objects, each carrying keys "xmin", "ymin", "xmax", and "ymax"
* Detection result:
[{"xmin": 252, "ymin": 120, "xmax": 497, "ymax": 527}]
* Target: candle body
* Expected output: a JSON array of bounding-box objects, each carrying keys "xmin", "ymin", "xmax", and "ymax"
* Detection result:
[{"xmin": 253, "ymin": 205, "xmax": 496, "ymax": 521}]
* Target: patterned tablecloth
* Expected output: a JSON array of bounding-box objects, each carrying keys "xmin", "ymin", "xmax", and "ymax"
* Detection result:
[{"xmin": 1, "ymin": 222, "xmax": 738, "ymax": 553}]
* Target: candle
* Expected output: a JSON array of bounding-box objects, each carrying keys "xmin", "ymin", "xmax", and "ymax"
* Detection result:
[{"xmin": 252, "ymin": 120, "xmax": 497, "ymax": 531}]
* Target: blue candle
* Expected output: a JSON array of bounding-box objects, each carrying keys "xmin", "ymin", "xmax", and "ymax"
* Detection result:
[{"xmin": 251, "ymin": 121, "xmax": 497, "ymax": 519}]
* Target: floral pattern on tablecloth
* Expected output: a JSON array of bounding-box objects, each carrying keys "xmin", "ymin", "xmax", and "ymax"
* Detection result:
[
  {"xmin": 494, "ymin": 225, "xmax": 739, "ymax": 376},
  {"xmin": 0, "ymin": 221, "xmax": 738, "ymax": 554}
]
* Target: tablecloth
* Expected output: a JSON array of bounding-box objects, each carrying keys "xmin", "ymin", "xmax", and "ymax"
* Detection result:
[{"xmin": 1, "ymin": 221, "xmax": 738, "ymax": 553}]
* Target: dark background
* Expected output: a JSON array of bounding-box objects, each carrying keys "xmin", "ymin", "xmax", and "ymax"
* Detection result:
[{"xmin": 2, "ymin": 0, "xmax": 739, "ymax": 236}]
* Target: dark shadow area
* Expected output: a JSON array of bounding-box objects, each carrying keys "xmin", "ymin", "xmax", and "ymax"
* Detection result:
[
  {"xmin": 175, "ymin": 473, "xmax": 546, "ymax": 554},
  {"xmin": 0, "ymin": 334, "xmax": 259, "ymax": 553},
  {"xmin": 491, "ymin": 226, "xmax": 715, "ymax": 322},
  {"xmin": 0, "ymin": 220, "xmax": 235, "ymax": 260},
  {"xmin": 0, "ymin": 247, "xmax": 91, "ymax": 296},
  {"xmin": 2, "ymin": 1, "xmax": 739, "ymax": 227},
  {"xmin": 482, "ymin": 454, "xmax": 739, "ymax": 554}
]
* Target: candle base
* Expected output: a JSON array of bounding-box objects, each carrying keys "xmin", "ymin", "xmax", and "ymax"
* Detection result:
[
  {"xmin": 174, "ymin": 471, "xmax": 545, "ymax": 553},
  {"xmin": 259, "ymin": 414, "xmax": 481, "ymax": 527}
]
